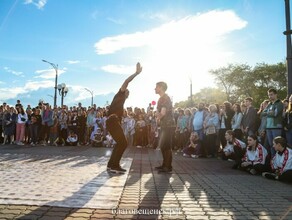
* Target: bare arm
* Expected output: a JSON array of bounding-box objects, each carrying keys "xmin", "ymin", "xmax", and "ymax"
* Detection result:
[{"xmin": 120, "ymin": 62, "xmax": 142, "ymax": 92}]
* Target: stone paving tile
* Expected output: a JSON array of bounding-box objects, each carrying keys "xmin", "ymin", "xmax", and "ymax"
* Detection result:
[{"xmin": 0, "ymin": 146, "xmax": 292, "ymax": 219}]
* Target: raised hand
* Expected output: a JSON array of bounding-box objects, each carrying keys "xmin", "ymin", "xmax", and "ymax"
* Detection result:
[{"xmin": 136, "ymin": 62, "xmax": 142, "ymax": 74}]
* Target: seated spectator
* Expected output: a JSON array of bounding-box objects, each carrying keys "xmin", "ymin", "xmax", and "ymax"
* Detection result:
[
  {"xmin": 91, "ymin": 129, "xmax": 104, "ymax": 147},
  {"xmin": 53, "ymin": 136, "xmax": 65, "ymax": 146},
  {"xmin": 223, "ymin": 130, "xmax": 246, "ymax": 169},
  {"xmin": 182, "ymin": 132, "xmax": 202, "ymax": 158},
  {"xmin": 66, "ymin": 130, "xmax": 78, "ymax": 146},
  {"xmin": 262, "ymin": 136, "xmax": 292, "ymax": 183},
  {"xmin": 240, "ymin": 134, "xmax": 268, "ymax": 175},
  {"xmin": 103, "ymin": 133, "xmax": 116, "ymax": 148}
]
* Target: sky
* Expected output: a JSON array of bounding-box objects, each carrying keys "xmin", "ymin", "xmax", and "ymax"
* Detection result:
[{"xmin": 0, "ymin": 0, "xmax": 288, "ymax": 109}]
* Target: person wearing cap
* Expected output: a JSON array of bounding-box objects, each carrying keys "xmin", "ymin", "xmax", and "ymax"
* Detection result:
[{"xmin": 106, "ymin": 62, "xmax": 142, "ymax": 174}]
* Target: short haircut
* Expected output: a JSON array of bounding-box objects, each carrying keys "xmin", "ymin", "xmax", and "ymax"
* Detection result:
[
  {"xmin": 225, "ymin": 130, "xmax": 234, "ymax": 137},
  {"xmin": 268, "ymin": 88, "xmax": 277, "ymax": 94},
  {"xmin": 156, "ymin": 81, "xmax": 168, "ymax": 91},
  {"xmin": 245, "ymin": 97, "xmax": 253, "ymax": 102}
]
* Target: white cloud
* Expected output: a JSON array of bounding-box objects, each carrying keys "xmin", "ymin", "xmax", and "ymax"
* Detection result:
[
  {"xmin": 24, "ymin": 80, "xmax": 54, "ymax": 91},
  {"xmin": 66, "ymin": 60, "xmax": 80, "ymax": 64},
  {"xmin": 0, "ymin": 80, "xmax": 54, "ymax": 100},
  {"xmin": 34, "ymin": 68, "xmax": 66, "ymax": 79},
  {"xmin": 94, "ymin": 10, "xmax": 247, "ymax": 55},
  {"xmin": 101, "ymin": 65, "xmax": 134, "ymax": 75},
  {"xmin": 24, "ymin": 0, "xmax": 47, "ymax": 9},
  {"xmin": 4, "ymin": 67, "xmax": 24, "ymax": 77},
  {"xmin": 94, "ymin": 10, "xmax": 248, "ymax": 106}
]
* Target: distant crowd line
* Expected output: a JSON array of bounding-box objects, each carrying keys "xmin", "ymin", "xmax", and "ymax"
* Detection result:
[{"xmin": 0, "ymin": 88, "xmax": 291, "ymax": 182}]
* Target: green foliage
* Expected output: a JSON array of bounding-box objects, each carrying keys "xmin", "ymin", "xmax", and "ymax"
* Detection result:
[
  {"xmin": 209, "ymin": 62, "xmax": 287, "ymax": 107},
  {"xmin": 174, "ymin": 62, "xmax": 288, "ymax": 109}
]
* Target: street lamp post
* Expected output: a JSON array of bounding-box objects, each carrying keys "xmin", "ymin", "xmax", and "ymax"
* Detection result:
[
  {"xmin": 284, "ymin": 0, "xmax": 292, "ymax": 97},
  {"xmin": 84, "ymin": 88, "xmax": 94, "ymax": 107},
  {"xmin": 58, "ymin": 83, "xmax": 69, "ymax": 107},
  {"xmin": 42, "ymin": 59, "xmax": 58, "ymax": 107}
]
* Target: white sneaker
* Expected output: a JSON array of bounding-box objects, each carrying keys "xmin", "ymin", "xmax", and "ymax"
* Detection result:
[
  {"xmin": 17, "ymin": 142, "xmax": 24, "ymax": 146},
  {"xmin": 136, "ymin": 145, "xmax": 142, "ymax": 148},
  {"xmin": 191, "ymin": 154, "xmax": 199, "ymax": 158}
]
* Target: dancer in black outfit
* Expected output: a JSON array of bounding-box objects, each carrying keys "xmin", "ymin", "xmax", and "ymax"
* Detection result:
[{"xmin": 106, "ymin": 62, "xmax": 142, "ymax": 174}]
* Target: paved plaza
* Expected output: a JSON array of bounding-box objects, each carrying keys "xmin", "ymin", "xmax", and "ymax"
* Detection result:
[{"xmin": 0, "ymin": 144, "xmax": 291, "ymax": 220}]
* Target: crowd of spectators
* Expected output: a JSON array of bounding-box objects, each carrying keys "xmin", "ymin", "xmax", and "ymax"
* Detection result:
[{"xmin": 0, "ymin": 88, "xmax": 291, "ymax": 182}]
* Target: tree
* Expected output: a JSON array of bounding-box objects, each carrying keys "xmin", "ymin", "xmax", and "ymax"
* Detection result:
[
  {"xmin": 174, "ymin": 88, "xmax": 227, "ymax": 108},
  {"xmin": 209, "ymin": 62, "xmax": 287, "ymax": 107}
]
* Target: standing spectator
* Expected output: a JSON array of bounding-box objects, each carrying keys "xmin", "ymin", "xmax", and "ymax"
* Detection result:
[
  {"xmin": 283, "ymin": 94, "xmax": 292, "ymax": 147},
  {"xmin": 263, "ymin": 88, "xmax": 284, "ymax": 158},
  {"xmin": 58, "ymin": 108, "xmax": 68, "ymax": 143},
  {"xmin": 204, "ymin": 104, "xmax": 220, "ymax": 157},
  {"xmin": 86, "ymin": 108, "xmax": 95, "ymax": 145},
  {"xmin": 218, "ymin": 101, "xmax": 234, "ymax": 150},
  {"xmin": 241, "ymin": 97, "xmax": 258, "ymax": 140},
  {"xmin": 0, "ymin": 106, "xmax": 4, "ymax": 144},
  {"xmin": 175, "ymin": 109, "xmax": 187, "ymax": 151},
  {"xmin": 24, "ymin": 108, "xmax": 32, "ymax": 144},
  {"xmin": 125, "ymin": 112, "xmax": 136, "ymax": 147},
  {"xmin": 135, "ymin": 114, "xmax": 147, "ymax": 148},
  {"xmin": 15, "ymin": 106, "xmax": 28, "ymax": 145},
  {"xmin": 15, "ymin": 100, "xmax": 22, "ymax": 111},
  {"xmin": 30, "ymin": 115, "xmax": 38, "ymax": 146},
  {"xmin": 192, "ymin": 103, "xmax": 208, "ymax": 140},
  {"xmin": 2, "ymin": 107, "xmax": 17, "ymax": 145},
  {"xmin": 77, "ymin": 109, "xmax": 86, "ymax": 145},
  {"xmin": 257, "ymin": 100, "xmax": 270, "ymax": 146},
  {"xmin": 231, "ymin": 103, "xmax": 243, "ymax": 140},
  {"xmin": 41, "ymin": 103, "xmax": 54, "ymax": 145}
]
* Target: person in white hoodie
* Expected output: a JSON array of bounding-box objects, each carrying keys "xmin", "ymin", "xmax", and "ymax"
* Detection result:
[
  {"xmin": 16, "ymin": 106, "xmax": 28, "ymax": 145},
  {"xmin": 262, "ymin": 136, "xmax": 292, "ymax": 183}
]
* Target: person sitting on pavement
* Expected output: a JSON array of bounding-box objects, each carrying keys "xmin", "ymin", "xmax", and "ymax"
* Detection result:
[
  {"xmin": 182, "ymin": 131, "xmax": 202, "ymax": 158},
  {"xmin": 240, "ymin": 134, "xmax": 268, "ymax": 175},
  {"xmin": 262, "ymin": 136, "xmax": 292, "ymax": 183},
  {"xmin": 91, "ymin": 128, "xmax": 104, "ymax": 147},
  {"xmin": 66, "ymin": 130, "xmax": 78, "ymax": 146},
  {"xmin": 222, "ymin": 130, "xmax": 246, "ymax": 169}
]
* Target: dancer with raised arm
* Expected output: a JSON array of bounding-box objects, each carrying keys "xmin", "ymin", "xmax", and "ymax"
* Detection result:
[{"xmin": 106, "ymin": 62, "xmax": 142, "ymax": 174}]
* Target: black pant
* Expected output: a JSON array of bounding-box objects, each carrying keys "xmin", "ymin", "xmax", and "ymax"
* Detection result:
[
  {"xmin": 158, "ymin": 126, "xmax": 173, "ymax": 169},
  {"xmin": 241, "ymin": 163, "xmax": 268, "ymax": 174},
  {"xmin": 279, "ymin": 170, "xmax": 292, "ymax": 183},
  {"xmin": 106, "ymin": 115, "xmax": 128, "ymax": 168}
]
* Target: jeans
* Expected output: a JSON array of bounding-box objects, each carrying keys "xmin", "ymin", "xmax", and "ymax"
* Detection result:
[{"xmin": 266, "ymin": 129, "xmax": 282, "ymax": 158}]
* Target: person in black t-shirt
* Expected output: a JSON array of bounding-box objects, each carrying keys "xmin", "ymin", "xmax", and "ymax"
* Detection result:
[{"xmin": 106, "ymin": 62, "xmax": 142, "ymax": 174}]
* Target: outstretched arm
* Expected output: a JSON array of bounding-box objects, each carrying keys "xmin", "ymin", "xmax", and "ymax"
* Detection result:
[{"xmin": 120, "ymin": 62, "xmax": 142, "ymax": 92}]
